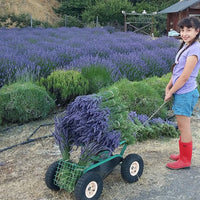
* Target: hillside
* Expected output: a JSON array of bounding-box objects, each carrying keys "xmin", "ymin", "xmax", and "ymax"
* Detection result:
[{"xmin": 0, "ymin": 0, "xmax": 61, "ymax": 25}]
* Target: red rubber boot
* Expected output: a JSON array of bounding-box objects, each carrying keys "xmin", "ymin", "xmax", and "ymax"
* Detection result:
[
  {"xmin": 166, "ymin": 141, "xmax": 192, "ymax": 170},
  {"xmin": 170, "ymin": 138, "xmax": 181, "ymax": 161}
]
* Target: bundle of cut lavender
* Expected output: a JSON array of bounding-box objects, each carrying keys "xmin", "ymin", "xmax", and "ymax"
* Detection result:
[
  {"xmin": 53, "ymin": 87, "xmax": 137, "ymax": 165},
  {"xmin": 53, "ymin": 87, "xmax": 178, "ymax": 166}
]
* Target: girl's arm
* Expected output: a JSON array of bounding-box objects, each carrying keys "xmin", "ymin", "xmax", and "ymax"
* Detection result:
[
  {"xmin": 165, "ymin": 76, "xmax": 173, "ymax": 94},
  {"xmin": 165, "ymin": 76, "xmax": 173, "ymax": 101},
  {"xmin": 165, "ymin": 55, "xmax": 198, "ymax": 101}
]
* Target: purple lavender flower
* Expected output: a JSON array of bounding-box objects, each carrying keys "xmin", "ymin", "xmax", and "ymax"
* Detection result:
[{"xmin": 0, "ymin": 27, "xmax": 179, "ymax": 88}]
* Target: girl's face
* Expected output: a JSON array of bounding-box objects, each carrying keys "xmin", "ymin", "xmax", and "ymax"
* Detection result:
[{"xmin": 180, "ymin": 26, "xmax": 199, "ymax": 44}]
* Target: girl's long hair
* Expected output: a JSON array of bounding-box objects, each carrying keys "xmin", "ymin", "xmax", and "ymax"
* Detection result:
[{"xmin": 171, "ymin": 17, "xmax": 200, "ymax": 72}]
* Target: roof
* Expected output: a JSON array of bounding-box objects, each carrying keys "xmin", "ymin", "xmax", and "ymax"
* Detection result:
[{"xmin": 159, "ymin": 0, "xmax": 200, "ymax": 14}]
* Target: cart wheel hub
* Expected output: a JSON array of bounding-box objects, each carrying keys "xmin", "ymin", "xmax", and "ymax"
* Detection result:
[
  {"xmin": 130, "ymin": 161, "xmax": 139, "ymax": 176},
  {"xmin": 85, "ymin": 181, "xmax": 98, "ymax": 198}
]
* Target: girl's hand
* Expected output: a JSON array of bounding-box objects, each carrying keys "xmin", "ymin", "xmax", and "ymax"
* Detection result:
[{"xmin": 164, "ymin": 91, "xmax": 172, "ymax": 102}]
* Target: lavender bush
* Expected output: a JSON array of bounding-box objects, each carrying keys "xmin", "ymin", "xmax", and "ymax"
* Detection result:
[
  {"xmin": 129, "ymin": 111, "xmax": 179, "ymax": 141},
  {"xmin": 0, "ymin": 82, "xmax": 55, "ymax": 124},
  {"xmin": 0, "ymin": 27, "xmax": 179, "ymax": 87}
]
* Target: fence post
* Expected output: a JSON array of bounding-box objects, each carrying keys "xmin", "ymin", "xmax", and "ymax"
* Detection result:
[
  {"xmin": 65, "ymin": 15, "xmax": 67, "ymax": 27},
  {"xmin": 30, "ymin": 14, "xmax": 32, "ymax": 28},
  {"xmin": 96, "ymin": 16, "xmax": 99, "ymax": 27}
]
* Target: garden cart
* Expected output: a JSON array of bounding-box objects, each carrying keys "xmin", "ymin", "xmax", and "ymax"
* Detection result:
[{"xmin": 45, "ymin": 141, "xmax": 144, "ymax": 200}]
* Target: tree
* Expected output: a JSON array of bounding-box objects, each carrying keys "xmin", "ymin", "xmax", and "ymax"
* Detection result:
[
  {"xmin": 82, "ymin": 0, "xmax": 134, "ymax": 26},
  {"xmin": 128, "ymin": 0, "xmax": 144, "ymax": 6},
  {"xmin": 54, "ymin": 0, "xmax": 95, "ymax": 19},
  {"xmin": 129, "ymin": 0, "xmax": 179, "ymax": 12}
]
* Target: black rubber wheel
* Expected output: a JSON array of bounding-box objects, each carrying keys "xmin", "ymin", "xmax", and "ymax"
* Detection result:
[
  {"xmin": 74, "ymin": 171, "xmax": 103, "ymax": 200},
  {"xmin": 121, "ymin": 154, "xmax": 144, "ymax": 183},
  {"xmin": 45, "ymin": 161, "xmax": 60, "ymax": 191}
]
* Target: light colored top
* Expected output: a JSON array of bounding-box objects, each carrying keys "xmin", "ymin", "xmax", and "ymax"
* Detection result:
[{"xmin": 173, "ymin": 41, "xmax": 200, "ymax": 94}]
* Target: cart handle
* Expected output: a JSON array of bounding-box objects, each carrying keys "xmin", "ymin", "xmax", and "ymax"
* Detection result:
[
  {"xmin": 120, "ymin": 141, "xmax": 127, "ymax": 156},
  {"xmin": 120, "ymin": 141, "xmax": 126, "ymax": 145}
]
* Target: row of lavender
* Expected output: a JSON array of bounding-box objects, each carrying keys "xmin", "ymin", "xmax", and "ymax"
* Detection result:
[{"xmin": 0, "ymin": 27, "xmax": 179, "ymax": 88}]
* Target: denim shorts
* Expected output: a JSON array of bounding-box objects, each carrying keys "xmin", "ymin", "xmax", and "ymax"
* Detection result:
[{"xmin": 172, "ymin": 88, "xmax": 199, "ymax": 117}]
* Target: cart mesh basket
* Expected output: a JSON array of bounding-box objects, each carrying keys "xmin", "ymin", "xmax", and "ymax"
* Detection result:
[{"xmin": 54, "ymin": 160, "xmax": 86, "ymax": 192}]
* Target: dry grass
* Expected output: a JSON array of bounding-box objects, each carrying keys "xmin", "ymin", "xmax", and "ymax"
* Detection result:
[
  {"xmin": 0, "ymin": 0, "xmax": 60, "ymax": 24},
  {"xmin": 1, "ymin": 107, "xmax": 200, "ymax": 200}
]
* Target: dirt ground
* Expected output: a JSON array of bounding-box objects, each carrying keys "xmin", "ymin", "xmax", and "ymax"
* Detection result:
[{"xmin": 1, "ymin": 104, "xmax": 200, "ymax": 200}]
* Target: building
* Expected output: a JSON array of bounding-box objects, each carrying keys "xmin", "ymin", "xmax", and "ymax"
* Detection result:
[{"xmin": 159, "ymin": 0, "xmax": 200, "ymax": 32}]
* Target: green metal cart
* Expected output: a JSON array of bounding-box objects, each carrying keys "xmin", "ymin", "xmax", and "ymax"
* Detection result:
[{"xmin": 45, "ymin": 141, "xmax": 144, "ymax": 200}]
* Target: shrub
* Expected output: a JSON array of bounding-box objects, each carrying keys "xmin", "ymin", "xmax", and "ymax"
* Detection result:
[
  {"xmin": 0, "ymin": 82, "xmax": 55, "ymax": 124},
  {"xmin": 144, "ymin": 73, "xmax": 171, "ymax": 97},
  {"xmin": 81, "ymin": 65, "xmax": 114, "ymax": 93},
  {"xmin": 101, "ymin": 79, "xmax": 168, "ymax": 119},
  {"xmin": 0, "ymin": 13, "xmax": 51, "ymax": 28},
  {"xmin": 144, "ymin": 73, "xmax": 173, "ymax": 110},
  {"xmin": 39, "ymin": 70, "xmax": 89, "ymax": 105}
]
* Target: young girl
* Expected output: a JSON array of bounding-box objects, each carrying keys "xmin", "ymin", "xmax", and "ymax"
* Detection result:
[{"xmin": 165, "ymin": 17, "xmax": 200, "ymax": 170}]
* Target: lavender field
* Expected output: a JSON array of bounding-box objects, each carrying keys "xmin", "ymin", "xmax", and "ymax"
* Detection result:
[{"xmin": 0, "ymin": 27, "xmax": 179, "ymax": 88}]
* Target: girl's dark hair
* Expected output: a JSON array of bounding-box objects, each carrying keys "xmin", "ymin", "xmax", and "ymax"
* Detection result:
[
  {"xmin": 171, "ymin": 17, "xmax": 200, "ymax": 72},
  {"xmin": 178, "ymin": 16, "xmax": 200, "ymax": 31},
  {"xmin": 177, "ymin": 17, "xmax": 200, "ymax": 50}
]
